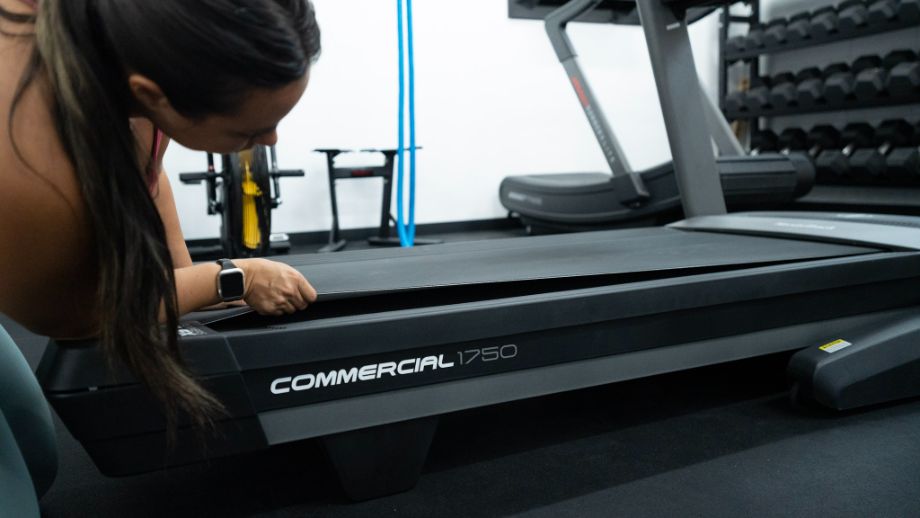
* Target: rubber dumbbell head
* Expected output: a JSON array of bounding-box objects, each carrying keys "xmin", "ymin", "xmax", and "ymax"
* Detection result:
[
  {"xmin": 786, "ymin": 13, "xmax": 812, "ymax": 42},
  {"xmin": 884, "ymin": 119, "xmax": 920, "ymax": 178},
  {"xmin": 849, "ymin": 148, "xmax": 887, "ymax": 177},
  {"xmin": 882, "ymin": 49, "xmax": 918, "ymax": 69},
  {"xmin": 825, "ymin": 56, "xmax": 883, "ymax": 104},
  {"xmin": 806, "ymin": 125, "xmax": 841, "ymax": 157},
  {"xmin": 855, "ymin": 50, "xmax": 918, "ymax": 100},
  {"xmin": 763, "ymin": 19, "xmax": 789, "ymax": 47},
  {"xmin": 750, "ymin": 129, "xmax": 779, "ymax": 154},
  {"xmin": 745, "ymin": 25, "xmax": 766, "ymax": 49},
  {"xmin": 771, "ymin": 68, "xmax": 820, "ymax": 109},
  {"xmin": 816, "ymin": 150, "xmax": 850, "ymax": 178},
  {"xmin": 838, "ymin": 0, "xmax": 870, "ymax": 32},
  {"xmin": 797, "ymin": 63, "xmax": 848, "ymax": 106},
  {"xmin": 816, "ymin": 123, "xmax": 876, "ymax": 178},
  {"xmin": 897, "ymin": 0, "xmax": 920, "ymax": 23},
  {"xmin": 887, "ymin": 146, "xmax": 920, "ymax": 177},
  {"xmin": 841, "ymin": 122, "xmax": 878, "ymax": 152},
  {"xmin": 723, "ymin": 91, "xmax": 747, "ymax": 113},
  {"xmin": 824, "ymin": 70, "xmax": 856, "ymax": 104},
  {"xmin": 854, "ymin": 55, "xmax": 885, "ymax": 73},
  {"xmin": 725, "ymin": 35, "xmax": 746, "ymax": 55},
  {"xmin": 888, "ymin": 60, "xmax": 920, "ymax": 98},
  {"xmin": 853, "ymin": 119, "xmax": 917, "ymax": 178},
  {"xmin": 875, "ymin": 119, "xmax": 916, "ymax": 149},
  {"xmin": 746, "ymin": 74, "xmax": 792, "ymax": 112},
  {"xmin": 777, "ymin": 128, "xmax": 809, "ymax": 153},
  {"xmin": 868, "ymin": 0, "xmax": 899, "ymax": 24},
  {"xmin": 809, "ymin": 6, "xmax": 838, "ymax": 38}
]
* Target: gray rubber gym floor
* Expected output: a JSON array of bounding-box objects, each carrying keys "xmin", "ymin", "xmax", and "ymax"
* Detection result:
[{"xmin": 6, "ymin": 228, "xmax": 920, "ymax": 517}]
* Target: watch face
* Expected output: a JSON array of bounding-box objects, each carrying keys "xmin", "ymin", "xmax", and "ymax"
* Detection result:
[{"xmin": 220, "ymin": 270, "xmax": 245, "ymax": 299}]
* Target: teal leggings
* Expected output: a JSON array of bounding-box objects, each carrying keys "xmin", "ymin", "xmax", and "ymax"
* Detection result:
[{"xmin": 0, "ymin": 325, "xmax": 57, "ymax": 518}]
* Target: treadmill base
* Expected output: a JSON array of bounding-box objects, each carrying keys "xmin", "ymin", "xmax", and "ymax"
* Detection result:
[{"xmin": 321, "ymin": 416, "xmax": 438, "ymax": 501}]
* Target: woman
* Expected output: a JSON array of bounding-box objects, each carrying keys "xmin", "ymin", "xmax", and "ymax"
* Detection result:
[{"xmin": 0, "ymin": 0, "xmax": 321, "ymax": 512}]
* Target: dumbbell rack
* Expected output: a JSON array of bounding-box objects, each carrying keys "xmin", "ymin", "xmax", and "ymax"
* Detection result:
[
  {"xmin": 719, "ymin": 0, "xmax": 920, "ymax": 213},
  {"xmin": 720, "ymin": 0, "xmax": 920, "ymax": 120},
  {"xmin": 724, "ymin": 3, "xmax": 919, "ymax": 62}
]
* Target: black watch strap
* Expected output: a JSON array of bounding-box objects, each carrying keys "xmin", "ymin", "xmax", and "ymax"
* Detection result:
[{"xmin": 217, "ymin": 258, "xmax": 236, "ymax": 270}]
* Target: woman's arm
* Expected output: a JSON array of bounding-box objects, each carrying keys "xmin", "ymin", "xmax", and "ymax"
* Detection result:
[
  {"xmin": 146, "ymin": 125, "xmax": 194, "ymax": 269},
  {"xmin": 137, "ymin": 118, "xmax": 317, "ymax": 317},
  {"xmin": 153, "ymin": 167, "xmax": 194, "ymax": 269}
]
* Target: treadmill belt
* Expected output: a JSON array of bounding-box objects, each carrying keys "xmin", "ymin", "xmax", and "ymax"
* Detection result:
[{"xmin": 290, "ymin": 229, "xmax": 876, "ymax": 300}]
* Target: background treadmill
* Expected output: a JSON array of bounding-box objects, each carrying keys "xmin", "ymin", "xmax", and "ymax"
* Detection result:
[
  {"xmin": 37, "ymin": 0, "xmax": 920, "ymax": 505},
  {"xmin": 499, "ymin": 0, "xmax": 813, "ymax": 232}
]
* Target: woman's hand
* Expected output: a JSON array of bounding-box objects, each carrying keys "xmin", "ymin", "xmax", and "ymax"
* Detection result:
[{"xmin": 235, "ymin": 258, "xmax": 317, "ymax": 316}]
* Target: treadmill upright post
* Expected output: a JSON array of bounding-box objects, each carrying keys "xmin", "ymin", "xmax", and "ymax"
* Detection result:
[{"xmin": 635, "ymin": 1, "xmax": 727, "ymax": 217}]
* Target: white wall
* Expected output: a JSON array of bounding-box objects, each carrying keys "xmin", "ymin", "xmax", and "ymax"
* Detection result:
[{"xmin": 164, "ymin": 0, "xmax": 723, "ymax": 240}]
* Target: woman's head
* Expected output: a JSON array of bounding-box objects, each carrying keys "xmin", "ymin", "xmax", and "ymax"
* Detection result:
[
  {"xmin": 4, "ymin": 0, "xmax": 320, "ymax": 434},
  {"xmin": 104, "ymin": 0, "xmax": 321, "ymax": 152}
]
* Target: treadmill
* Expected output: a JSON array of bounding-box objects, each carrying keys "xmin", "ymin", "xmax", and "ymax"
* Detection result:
[
  {"xmin": 38, "ymin": 0, "xmax": 920, "ymax": 502},
  {"xmin": 499, "ymin": 0, "xmax": 813, "ymax": 233}
]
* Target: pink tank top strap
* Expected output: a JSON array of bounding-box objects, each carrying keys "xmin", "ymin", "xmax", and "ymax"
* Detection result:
[
  {"xmin": 152, "ymin": 128, "xmax": 164, "ymax": 163},
  {"xmin": 147, "ymin": 128, "xmax": 164, "ymax": 193}
]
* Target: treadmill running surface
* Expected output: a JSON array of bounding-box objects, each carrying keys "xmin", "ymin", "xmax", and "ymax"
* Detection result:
[{"xmin": 269, "ymin": 228, "xmax": 876, "ymax": 301}]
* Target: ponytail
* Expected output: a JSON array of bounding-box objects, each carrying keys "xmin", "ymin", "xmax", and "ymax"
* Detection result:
[
  {"xmin": 10, "ymin": 0, "xmax": 223, "ymax": 434},
  {"xmin": 4, "ymin": 0, "xmax": 319, "ymax": 435}
]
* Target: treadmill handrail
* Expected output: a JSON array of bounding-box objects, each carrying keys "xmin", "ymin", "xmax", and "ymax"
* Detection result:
[
  {"xmin": 545, "ymin": 0, "xmax": 650, "ymax": 206},
  {"xmin": 545, "ymin": 0, "xmax": 604, "ymax": 63}
]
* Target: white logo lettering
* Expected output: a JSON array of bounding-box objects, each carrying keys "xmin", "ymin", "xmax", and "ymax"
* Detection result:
[
  {"xmin": 271, "ymin": 354, "xmax": 459, "ymax": 395},
  {"xmin": 292, "ymin": 373, "xmax": 315, "ymax": 391},
  {"xmin": 270, "ymin": 377, "xmax": 292, "ymax": 394}
]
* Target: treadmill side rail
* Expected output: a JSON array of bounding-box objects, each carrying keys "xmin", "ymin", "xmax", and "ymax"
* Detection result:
[{"xmin": 670, "ymin": 213, "xmax": 920, "ymax": 251}]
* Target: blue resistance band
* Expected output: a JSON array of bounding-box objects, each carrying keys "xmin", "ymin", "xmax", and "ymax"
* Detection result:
[{"xmin": 396, "ymin": 0, "xmax": 416, "ymax": 247}]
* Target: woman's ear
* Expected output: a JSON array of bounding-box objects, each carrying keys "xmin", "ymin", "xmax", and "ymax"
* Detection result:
[{"xmin": 128, "ymin": 73, "xmax": 171, "ymax": 115}]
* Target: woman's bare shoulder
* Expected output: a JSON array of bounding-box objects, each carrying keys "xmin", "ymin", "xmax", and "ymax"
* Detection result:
[{"xmin": 0, "ymin": 30, "xmax": 94, "ymax": 335}]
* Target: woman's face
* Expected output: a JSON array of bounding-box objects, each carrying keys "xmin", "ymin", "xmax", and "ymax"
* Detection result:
[{"xmin": 136, "ymin": 73, "xmax": 310, "ymax": 154}]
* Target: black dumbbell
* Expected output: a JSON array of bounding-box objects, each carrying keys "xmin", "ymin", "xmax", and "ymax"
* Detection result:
[
  {"xmin": 810, "ymin": 6, "xmax": 839, "ymax": 38},
  {"xmin": 825, "ymin": 55, "xmax": 883, "ymax": 104},
  {"xmin": 806, "ymin": 125, "xmax": 842, "ymax": 180},
  {"xmin": 838, "ymin": 0, "xmax": 871, "ymax": 32},
  {"xmin": 888, "ymin": 57, "xmax": 920, "ymax": 98},
  {"xmin": 854, "ymin": 50, "xmax": 918, "ymax": 101},
  {"xmin": 771, "ymin": 68, "xmax": 821, "ymax": 109},
  {"xmin": 786, "ymin": 13, "xmax": 812, "ymax": 42},
  {"xmin": 868, "ymin": 0, "xmax": 899, "ymax": 24},
  {"xmin": 815, "ymin": 123, "xmax": 876, "ymax": 178},
  {"xmin": 806, "ymin": 125, "xmax": 842, "ymax": 158},
  {"xmin": 747, "ymin": 73, "xmax": 794, "ymax": 112},
  {"xmin": 897, "ymin": 0, "xmax": 920, "ymax": 23},
  {"xmin": 886, "ymin": 121, "xmax": 920, "ymax": 177},
  {"xmin": 763, "ymin": 19, "xmax": 789, "ymax": 47},
  {"xmin": 726, "ymin": 35, "xmax": 747, "ymax": 55},
  {"xmin": 744, "ymin": 24, "xmax": 767, "ymax": 50},
  {"xmin": 797, "ymin": 63, "xmax": 849, "ymax": 107},
  {"xmin": 850, "ymin": 120, "xmax": 915, "ymax": 177},
  {"xmin": 724, "ymin": 90, "xmax": 748, "ymax": 113},
  {"xmin": 777, "ymin": 128, "xmax": 809, "ymax": 154},
  {"xmin": 750, "ymin": 129, "xmax": 779, "ymax": 155}
]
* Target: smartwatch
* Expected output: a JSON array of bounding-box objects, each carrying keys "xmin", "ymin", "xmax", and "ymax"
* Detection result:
[{"xmin": 216, "ymin": 259, "xmax": 245, "ymax": 302}]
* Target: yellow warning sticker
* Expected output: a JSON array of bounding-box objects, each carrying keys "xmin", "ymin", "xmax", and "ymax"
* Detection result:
[{"xmin": 819, "ymin": 339, "xmax": 852, "ymax": 353}]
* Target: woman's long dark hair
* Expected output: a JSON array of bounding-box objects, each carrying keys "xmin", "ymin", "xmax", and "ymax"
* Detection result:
[{"xmin": 2, "ymin": 0, "xmax": 320, "ymax": 432}]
